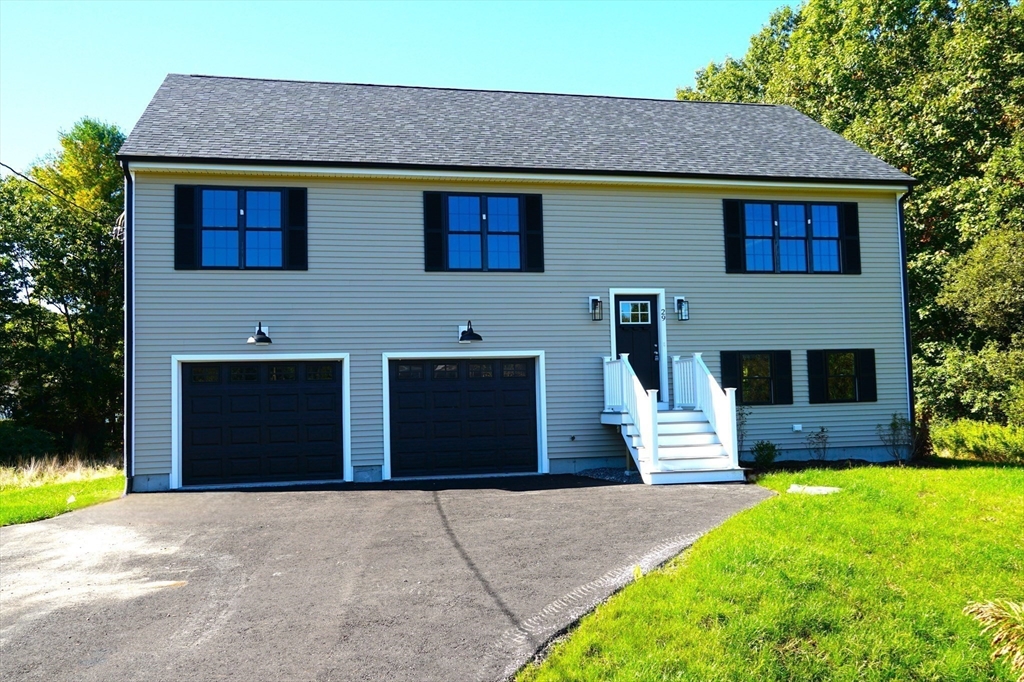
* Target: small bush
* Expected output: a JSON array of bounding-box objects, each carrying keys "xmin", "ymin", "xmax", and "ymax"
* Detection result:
[
  {"xmin": 805, "ymin": 426, "xmax": 829, "ymax": 461},
  {"xmin": 964, "ymin": 600, "xmax": 1024, "ymax": 680},
  {"xmin": 931, "ymin": 420, "xmax": 1024, "ymax": 463},
  {"xmin": 877, "ymin": 412, "xmax": 913, "ymax": 463},
  {"xmin": 0, "ymin": 422, "xmax": 56, "ymax": 465},
  {"xmin": 749, "ymin": 440, "xmax": 779, "ymax": 467}
]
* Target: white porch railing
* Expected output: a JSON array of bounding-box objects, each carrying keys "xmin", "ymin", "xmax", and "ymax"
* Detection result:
[
  {"xmin": 671, "ymin": 355, "xmax": 696, "ymax": 409},
  {"xmin": 690, "ymin": 353, "xmax": 739, "ymax": 468},
  {"xmin": 603, "ymin": 354, "xmax": 660, "ymax": 468}
]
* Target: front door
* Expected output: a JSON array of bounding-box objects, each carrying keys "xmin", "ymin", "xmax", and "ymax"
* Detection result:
[{"xmin": 614, "ymin": 295, "xmax": 661, "ymax": 394}]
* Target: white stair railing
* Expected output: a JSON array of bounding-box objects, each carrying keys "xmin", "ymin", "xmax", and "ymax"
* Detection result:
[
  {"xmin": 671, "ymin": 355, "xmax": 696, "ymax": 409},
  {"xmin": 602, "ymin": 354, "xmax": 660, "ymax": 467},
  {"xmin": 690, "ymin": 353, "xmax": 739, "ymax": 468}
]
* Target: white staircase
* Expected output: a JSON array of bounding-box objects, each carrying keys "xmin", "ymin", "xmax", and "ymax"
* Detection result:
[{"xmin": 601, "ymin": 353, "xmax": 746, "ymax": 485}]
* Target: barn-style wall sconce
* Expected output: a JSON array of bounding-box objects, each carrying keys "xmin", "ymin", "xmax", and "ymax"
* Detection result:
[
  {"xmin": 247, "ymin": 322, "xmax": 273, "ymax": 345},
  {"xmin": 674, "ymin": 297, "xmax": 690, "ymax": 321},
  {"xmin": 589, "ymin": 296, "xmax": 603, "ymax": 321},
  {"xmin": 458, "ymin": 320, "xmax": 483, "ymax": 343}
]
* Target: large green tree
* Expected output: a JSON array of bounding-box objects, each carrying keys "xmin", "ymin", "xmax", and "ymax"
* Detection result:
[
  {"xmin": 0, "ymin": 118, "xmax": 125, "ymax": 455},
  {"xmin": 678, "ymin": 0, "xmax": 1024, "ymax": 423}
]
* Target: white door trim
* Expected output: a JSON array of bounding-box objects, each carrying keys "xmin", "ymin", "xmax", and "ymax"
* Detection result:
[
  {"xmin": 608, "ymin": 288, "xmax": 670, "ymax": 409},
  {"xmin": 381, "ymin": 350, "xmax": 548, "ymax": 480},
  {"xmin": 170, "ymin": 352, "xmax": 352, "ymax": 490}
]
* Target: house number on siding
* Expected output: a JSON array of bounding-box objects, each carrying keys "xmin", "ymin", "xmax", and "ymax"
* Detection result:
[{"xmin": 661, "ymin": 308, "xmax": 667, "ymax": 321}]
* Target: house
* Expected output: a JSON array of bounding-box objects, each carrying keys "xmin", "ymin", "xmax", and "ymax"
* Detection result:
[{"xmin": 117, "ymin": 74, "xmax": 914, "ymax": 491}]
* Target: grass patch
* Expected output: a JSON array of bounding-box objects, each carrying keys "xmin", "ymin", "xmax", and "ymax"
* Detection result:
[
  {"xmin": 518, "ymin": 462, "xmax": 1024, "ymax": 681},
  {"xmin": 932, "ymin": 420, "xmax": 1024, "ymax": 463},
  {"xmin": 0, "ymin": 457, "xmax": 124, "ymax": 526}
]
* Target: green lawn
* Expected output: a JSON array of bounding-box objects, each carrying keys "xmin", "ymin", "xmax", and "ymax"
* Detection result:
[
  {"xmin": 519, "ymin": 462, "xmax": 1024, "ymax": 681},
  {"xmin": 0, "ymin": 474, "xmax": 125, "ymax": 526}
]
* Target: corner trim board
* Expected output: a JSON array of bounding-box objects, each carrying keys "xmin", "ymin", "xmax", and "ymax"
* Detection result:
[
  {"xmin": 169, "ymin": 352, "xmax": 352, "ymax": 489},
  {"xmin": 381, "ymin": 350, "xmax": 548, "ymax": 480}
]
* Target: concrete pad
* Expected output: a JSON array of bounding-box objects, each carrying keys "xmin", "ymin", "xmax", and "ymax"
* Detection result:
[
  {"xmin": 787, "ymin": 484, "xmax": 843, "ymax": 495},
  {"xmin": 0, "ymin": 476, "xmax": 771, "ymax": 681}
]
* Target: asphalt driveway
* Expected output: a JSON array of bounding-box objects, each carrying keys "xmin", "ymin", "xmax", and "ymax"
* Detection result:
[{"xmin": 1, "ymin": 475, "xmax": 771, "ymax": 681}]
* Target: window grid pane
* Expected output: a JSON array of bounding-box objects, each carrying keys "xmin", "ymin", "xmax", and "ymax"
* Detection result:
[
  {"xmin": 487, "ymin": 197, "xmax": 520, "ymax": 233},
  {"xmin": 744, "ymin": 203, "xmax": 773, "ymax": 236},
  {"xmin": 745, "ymin": 238, "xmax": 774, "ymax": 271},
  {"xmin": 487, "ymin": 235, "xmax": 520, "ymax": 269},
  {"xmin": 448, "ymin": 196, "xmax": 481, "ymax": 232},
  {"xmin": 269, "ymin": 365, "xmax": 297, "ymax": 382},
  {"xmin": 826, "ymin": 351, "xmax": 857, "ymax": 401},
  {"xmin": 433, "ymin": 363, "xmax": 459, "ymax": 380},
  {"xmin": 778, "ymin": 204, "xmax": 806, "ymax": 237},
  {"xmin": 202, "ymin": 190, "xmax": 238, "ymax": 227},
  {"xmin": 246, "ymin": 191, "xmax": 281, "ymax": 228},
  {"xmin": 740, "ymin": 353, "xmax": 773, "ymax": 404},
  {"xmin": 202, "ymin": 230, "xmax": 239, "ymax": 266},
  {"xmin": 812, "ymin": 239, "xmax": 840, "ymax": 272},
  {"xmin": 812, "ymin": 205, "xmax": 840, "ymax": 237},
  {"xmin": 779, "ymin": 239, "xmax": 807, "ymax": 272},
  {"xmin": 246, "ymin": 231, "xmax": 283, "ymax": 267},
  {"xmin": 619, "ymin": 301, "xmax": 650, "ymax": 324},
  {"xmin": 448, "ymin": 234, "xmax": 482, "ymax": 269},
  {"xmin": 397, "ymin": 363, "xmax": 423, "ymax": 380}
]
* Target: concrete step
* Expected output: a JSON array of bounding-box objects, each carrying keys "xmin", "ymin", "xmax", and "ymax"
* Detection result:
[
  {"xmin": 657, "ymin": 443, "xmax": 727, "ymax": 459},
  {"xmin": 653, "ymin": 456, "xmax": 734, "ymax": 471},
  {"xmin": 657, "ymin": 421, "xmax": 715, "ymax": 435},
  {"xmin": 657, "ymin": 432, "xmax": 720, "ymax": 447},
  {"xmin": 644, "ymin": 468, "xmax": 747, "ymax": 485}
]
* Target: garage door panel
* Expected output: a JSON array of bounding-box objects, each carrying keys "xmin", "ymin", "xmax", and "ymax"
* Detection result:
[
  {"xmin": 389, "ymin": 358, "xmax": 538, "ymax": 477},
  {"xmin": 182, "ymin": 361, "xmax": 344, "ymax": 486}
]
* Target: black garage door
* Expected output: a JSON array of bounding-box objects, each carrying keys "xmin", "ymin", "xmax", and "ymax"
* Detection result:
[
  {"xmin": 182, "ymin": 361, "xmax": 344, "ymax": 486},
  {"xmin": 389, "ymin": 358, "xmax": 538, "ymax": 477}
]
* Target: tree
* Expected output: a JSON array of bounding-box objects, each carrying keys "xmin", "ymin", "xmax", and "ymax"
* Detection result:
[
  {"xmin": 0, "ymin": 118, "xmax": 125, "ymax": 456},
  {"xmin": 677, "ymin": 0, "xmax": 1024, "ymax": 423}
]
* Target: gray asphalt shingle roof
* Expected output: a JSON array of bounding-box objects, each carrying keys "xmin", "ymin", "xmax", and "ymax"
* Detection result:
[{"xmin": 120, "ymin": 74, "xmax": 912, "ymax": 184}]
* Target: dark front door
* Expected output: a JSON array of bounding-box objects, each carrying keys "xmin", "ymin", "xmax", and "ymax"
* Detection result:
[
  {"xmin": 389, "ymin": 358, "xmax": 538, "ymax": 477},
  {"xmin": 181, "ymin": 361, "xmax": 344, "ymax": 486},
  {"xmin": 614, "ymin": 294, "xmax": 661, "ymax": 393}
]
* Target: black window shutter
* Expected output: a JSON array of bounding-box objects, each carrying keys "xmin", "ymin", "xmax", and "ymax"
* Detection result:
[
  {"xmin": 524, "ymin": 194, "xmax": 544, "ymax": 272},
  {"xmin": 720, "ymin": 351, "xmax": 740, "ymax": 403},
  {"xmin": 856, "ymin": 349, "xmax": 877, "ymax": 402},
  {"xmin": 174, "ymin": 185, "xmax": 198, "ymax": 270},
  {"xmin": 772, "ymin": 351, "xmax": 793, "ymax": 405},
  {"xmin": 807, "ymin": 350, "xmax": 827, "ymax": 404},
  {"xmin": 423, "ymin": 192, "xmax": 444, "ymax": 271},
  {"xmin": 840, "ymin": 203, "xmax": 861, "ymax": 274},
  {"xmin": 285, "ymin": 188, "xmax": 308, "ymax": 270},
  {"xmin": 723, "ymin": 199, "xmax": 744, "ymax": 273}
]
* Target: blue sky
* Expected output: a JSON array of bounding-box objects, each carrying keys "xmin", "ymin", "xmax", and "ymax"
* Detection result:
[{"xmin": 0, "ymin": 0, "xmax": 782, "ymax": 173}]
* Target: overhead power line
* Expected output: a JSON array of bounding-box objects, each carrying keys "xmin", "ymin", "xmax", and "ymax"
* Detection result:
[{"xmin": 0, "ymin": 160, "xmax": 107, "ymax": 222}]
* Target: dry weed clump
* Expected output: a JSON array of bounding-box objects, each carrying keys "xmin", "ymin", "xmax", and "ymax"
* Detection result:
[
  {"xmin": 0, "ymin": 456, "xmax": 121, "ymax": 490},
  {"xmin": 965, "ymin": 599, "xmax": 1024, "ymax": 681}
]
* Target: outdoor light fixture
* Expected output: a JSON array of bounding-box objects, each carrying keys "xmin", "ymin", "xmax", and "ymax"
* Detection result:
[
  {"xmin": 675, "ymin": 297, "xmax": 690, "ymax": 321},
  {"xmin": 458, "ymin": 320, "xmax": 483, "ymax": 343},
  {"xmin": 247, "ymin": 322, "xmax": 273, "ymax": 345},
  {"xmin": 589, "ymin": 296, "xmax": 603, "ymax": 321}
]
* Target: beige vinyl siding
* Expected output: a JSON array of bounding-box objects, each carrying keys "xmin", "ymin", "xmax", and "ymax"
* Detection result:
[{"xmin": 132, "ymin": 173, "xmax": 908, "ymax": 476}]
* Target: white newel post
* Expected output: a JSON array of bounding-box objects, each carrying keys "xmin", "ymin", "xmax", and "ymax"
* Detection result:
[
  {"xmin": 602, "ymin": 356, "xmax": 615, "ymax": 411},
  {"xmin": 725, "ymin": 387, "xmax": 739, "ymax": 467},
  {"xmin": 647, "ymin": 389, "xmax": 660, "ymax": 468}
]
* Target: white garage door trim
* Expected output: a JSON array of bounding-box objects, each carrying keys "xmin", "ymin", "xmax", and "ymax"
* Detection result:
[
  {"xmin": 381, "ymin": 350, "xmax": 548, "ymax": 480},
  {"xmin": 170, "ymin": 353, "xmax": 352, "ymax": 490}
]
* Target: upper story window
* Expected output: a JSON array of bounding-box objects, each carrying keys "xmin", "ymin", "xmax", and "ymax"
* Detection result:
[
  {"xmin": 423, "ymin": 192, "xmax": 545, "ymax": 273},
  {"xmin": 174, "ymin": 186, "xmax": 307, "ymax": 271},
  {"xmin": 723, "ymin": 199, "xmax": 860, "ymax": 275}
]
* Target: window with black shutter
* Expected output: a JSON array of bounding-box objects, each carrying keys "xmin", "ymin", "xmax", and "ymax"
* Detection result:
[
  {"xmin": 174, "ymin": 186, "xmax": 307, "ymax": 271},
  {"xmin": 423, "ymin": 192, "xmax": 543, "ymax": 272},
  {"xmin": 720, "ymin": 350, "xmax": 793, "ymax": 405},
  {"xmin": 722, "ymin": 199, "xmax": 859, "ymax": 274},
  {"xmin": 807, "ymin": 349, "xmax": 877, "ymax": 403}
]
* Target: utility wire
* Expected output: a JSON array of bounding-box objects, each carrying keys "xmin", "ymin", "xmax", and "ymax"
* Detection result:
[{"xmin": 0, "ymin": 160, "xmax": 108, "ymax": 222}]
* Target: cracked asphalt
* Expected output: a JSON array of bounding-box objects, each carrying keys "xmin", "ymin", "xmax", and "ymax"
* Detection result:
[{"xmin": 0, "ymin": 475, "xmax": 771, "ymax": 681}]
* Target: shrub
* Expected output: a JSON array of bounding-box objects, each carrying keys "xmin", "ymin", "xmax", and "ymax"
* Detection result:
[
  {"xmin": 964, "ymin": 600, "xmax": 1024, "ymax": 681},
  {"xmin": 877, "ymin": 412, "xmax": 913, "ymax": 463},
  {"xmin": 0, "ymin": 422, "xmax": 56, "ymax": 465},
  {"xmin": 804, "ymin": 426, "xmax": 829, "ymax": 460},
  {"xmin": 930, "ymin": 420, "xmax": 1024, "ymax": 463},
  {"xmin": 749, "ymin": 440, "xmax": 779, "ymax": 468}
]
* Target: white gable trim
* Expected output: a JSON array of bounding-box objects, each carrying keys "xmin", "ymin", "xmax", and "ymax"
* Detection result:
[{"xmin": 128, "ymin": 161, "xmax": 910, "ymax": 193}]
